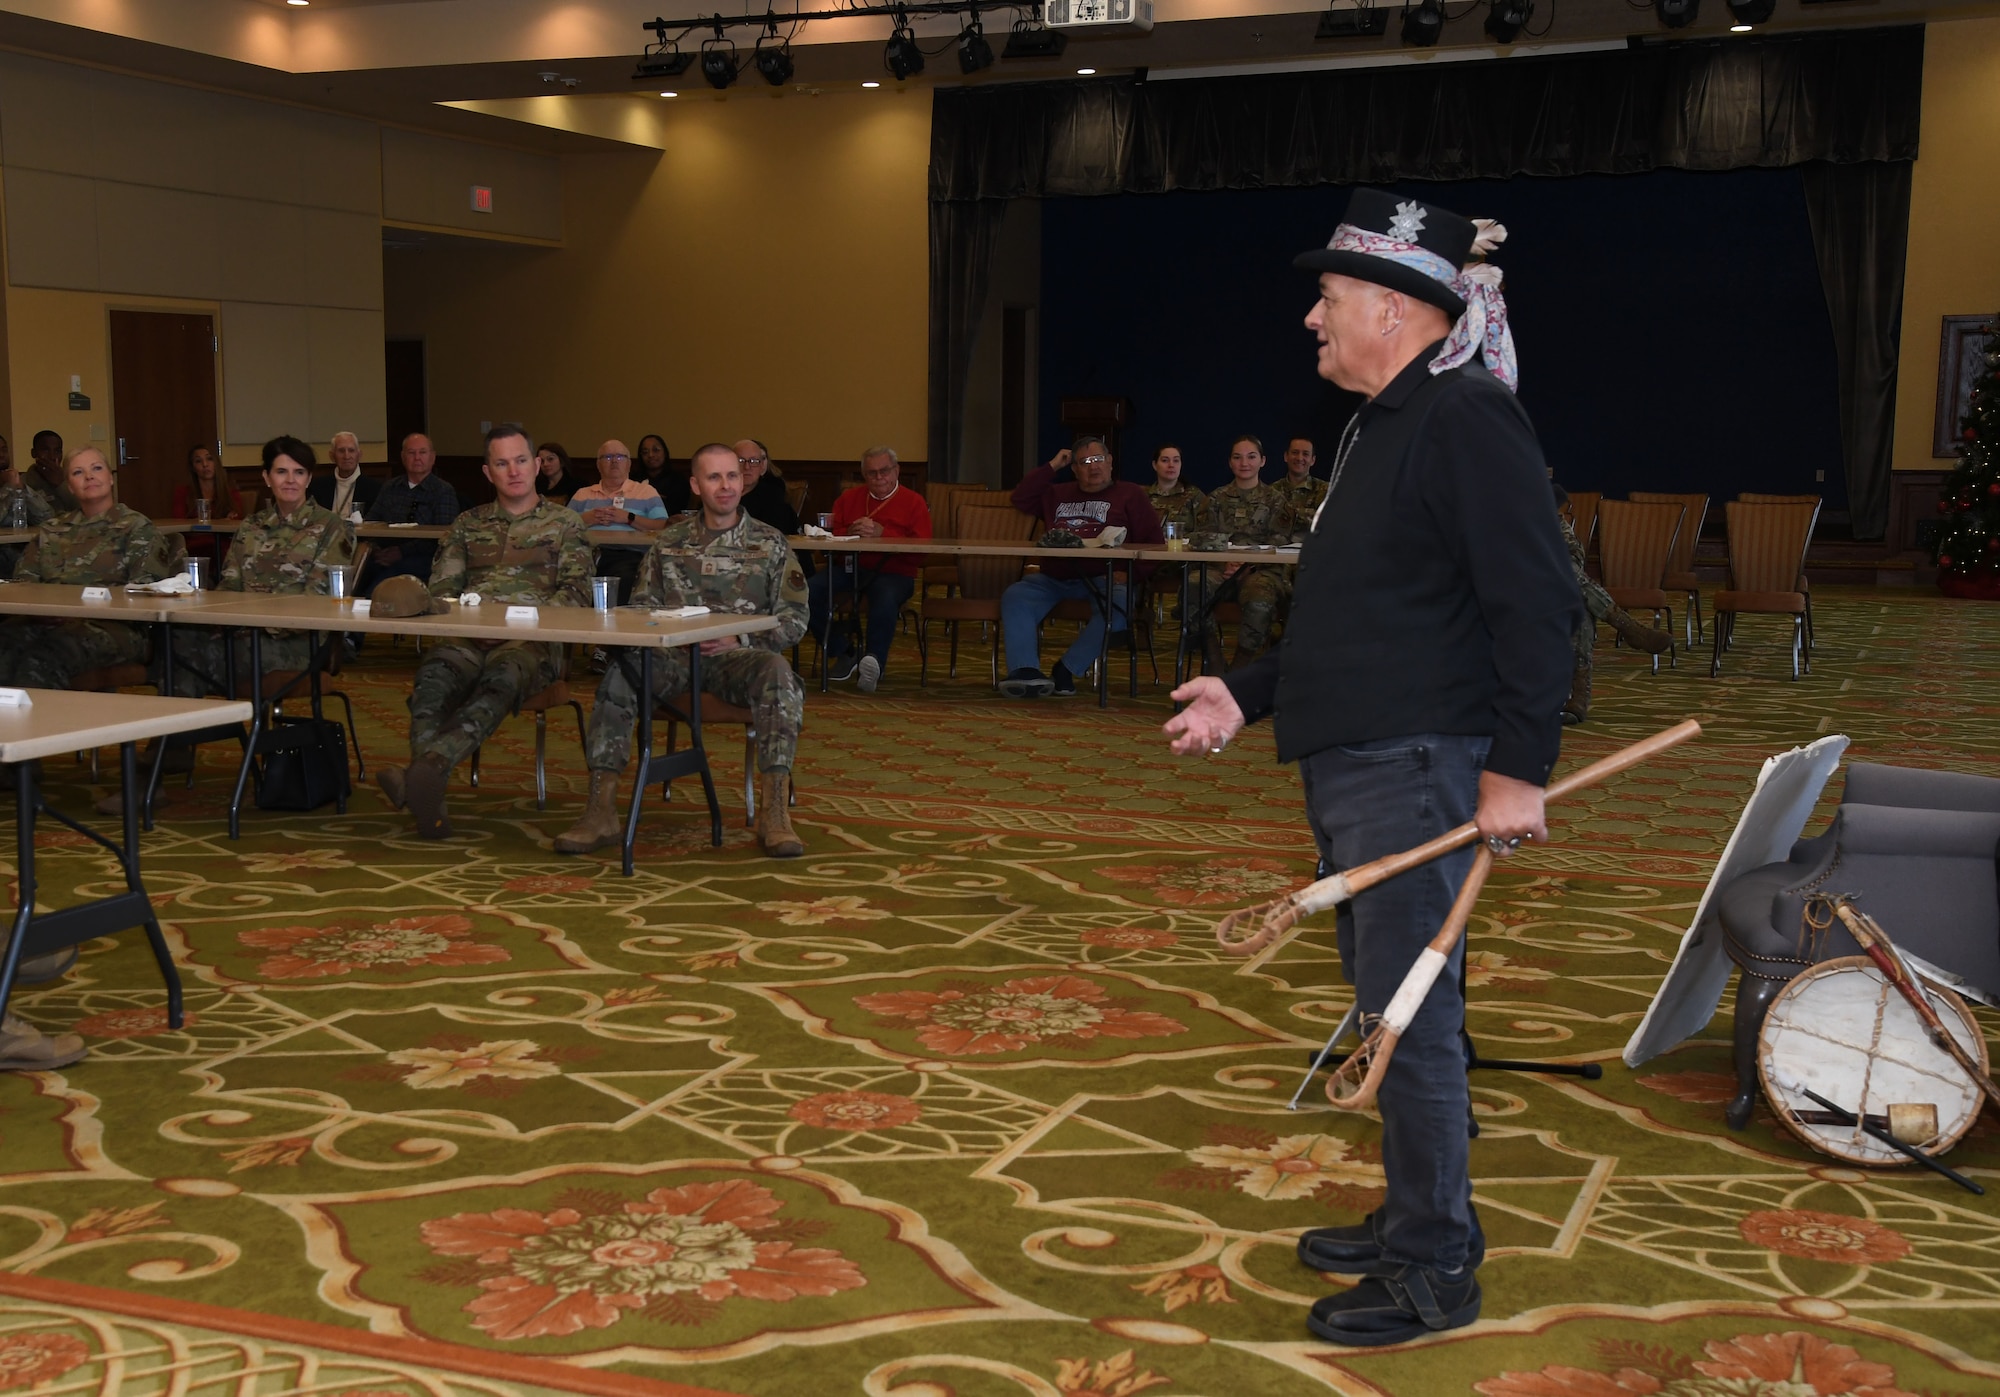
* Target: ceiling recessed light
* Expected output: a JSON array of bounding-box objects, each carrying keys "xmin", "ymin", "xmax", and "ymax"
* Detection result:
[
  {"xmin": 286, "ymin": 0, "xmax": 309, "ymax": 7},
  {"xmin": 862, "ymin": 80, "xmax": 881, "ymax": 88},
  {"xmin": 1076, "ymin": 67, "xmax": 1096, "ymax": 75},
  {"xmin": 1729, "ymin": 21, "xmax": 1751, "ymax": 29},
  {"xmin": 659, "ymin": 91, "xmax": 677, "ymax": 97}
]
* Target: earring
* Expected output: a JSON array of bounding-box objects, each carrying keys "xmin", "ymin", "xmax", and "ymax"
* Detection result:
[{"xmin": 1382, "ymin": 319, "xmax": 1403, "ymax": 337}]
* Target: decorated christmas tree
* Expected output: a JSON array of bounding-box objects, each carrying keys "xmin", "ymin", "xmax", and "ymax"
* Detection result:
[{"xmin": 1934, "ymin": 322, "xmax": 2000, "ymax": 599}]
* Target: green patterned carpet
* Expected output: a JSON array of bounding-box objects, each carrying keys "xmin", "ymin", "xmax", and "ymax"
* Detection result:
[{"xmin": 3, "ymin": 590, "xmax": 1997, "ymax": 1397}]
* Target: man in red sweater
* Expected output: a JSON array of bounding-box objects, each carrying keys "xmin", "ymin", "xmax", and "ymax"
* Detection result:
[
  {"xmin": 1000, "ymin": 436, "xmax": 1164, "ymax": 697},
  {"xmin": 807, "ymin": 446, "xmax": 933, "ymax": 693}
]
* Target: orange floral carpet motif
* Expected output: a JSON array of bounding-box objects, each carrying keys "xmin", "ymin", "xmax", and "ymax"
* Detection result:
[{"xmin": 1, "ymin": 588, "xmax": 1997, "ymax": 1395}]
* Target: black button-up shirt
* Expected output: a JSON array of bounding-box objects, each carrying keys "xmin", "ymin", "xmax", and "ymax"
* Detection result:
[
  {"xmin": 1222, "ymin": 346, "xmax": 1578, "ymax": 785},
  {"xmin": 366, "ymin": 472, "xmax": 461, "ymax": 569}
]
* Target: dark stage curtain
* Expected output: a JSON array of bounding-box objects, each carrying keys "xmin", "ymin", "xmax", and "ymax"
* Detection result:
[
  {"xmin": 1803, "ymin": 161, "xmax": 1912, "ymax": 540},
  {"xmin": 927, "ymin": 25, "xmax": 1923, "ymax": 488}
]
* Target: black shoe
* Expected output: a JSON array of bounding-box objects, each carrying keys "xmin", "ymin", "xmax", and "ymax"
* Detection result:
[
  {"xmin": 998, "ymin": 667, "xmax": 1052, "ymax": 699},
  {"xmin": 827, "ymin": 653, "xmax": 859, "ymax": 683},
  {"xmin": 1297, "ymin": 1215, "xmax": 1485, "ymax": 1275},
  {"xmin": 1306, "ymin": 1264, "xmax": 1481, "ymax": 1347},
  {"xmin": 1050, "ymin": 661, "xmax": 1077, "ymax": 697}
]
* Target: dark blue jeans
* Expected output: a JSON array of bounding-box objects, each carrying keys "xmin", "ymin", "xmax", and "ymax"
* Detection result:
[
  {"xmin": 807, "ymin": 566, "xmax": 916, "ymax": 669},
  {"xmin": 1299, "ymin": 733, "xmax": 1490, "ymax": 1274}
]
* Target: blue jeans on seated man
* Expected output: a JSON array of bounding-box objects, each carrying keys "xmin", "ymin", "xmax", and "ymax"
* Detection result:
[
  {"xmin": 807, "ymin": 567, "xmax": 916, "ymax": 667},
  {"xmin": 1299, "ymin": 733, "xmax": 1490, "ymax": 1276},
  {"xmin": 1001, "ymin": 572, "xmax": 1128, "ymax": 677}
]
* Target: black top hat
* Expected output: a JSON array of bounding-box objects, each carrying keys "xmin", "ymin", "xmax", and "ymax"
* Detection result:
[{"xmin": 1295, "ymin": 189, "xmax": 1476, "ymax": 319}]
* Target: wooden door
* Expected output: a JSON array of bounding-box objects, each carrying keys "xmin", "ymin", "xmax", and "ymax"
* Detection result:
[{"xmin": 109, "ymin": 310, "xmax": 218, "ymax": 519}]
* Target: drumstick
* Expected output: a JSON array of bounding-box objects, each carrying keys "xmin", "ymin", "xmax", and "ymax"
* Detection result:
[
  {"xmin": 1215, "ymin": 719, "xmax": 1702, "ymax": 956},
  {"xmin": 1798, "ymin": 1087, "xmax": 1984, "ymax": 1195},
  {"xmin": 1829, "ymin": 903, "xmax": 2000, "ymax": 1113},
  {"xmin": 1323, "ymin": 846, "xmax": 1495, "ymax": 1112}
]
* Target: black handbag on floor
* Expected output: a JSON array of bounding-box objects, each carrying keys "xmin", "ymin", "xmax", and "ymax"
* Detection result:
[{"xmin": 256, "ymin": 718, "xmax": 352, "ymax": 811}]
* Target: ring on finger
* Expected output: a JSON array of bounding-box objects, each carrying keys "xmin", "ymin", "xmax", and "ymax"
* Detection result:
[{"xmin": 1484, "ymin": 834, "xmax": 1522, "ymax": 855}]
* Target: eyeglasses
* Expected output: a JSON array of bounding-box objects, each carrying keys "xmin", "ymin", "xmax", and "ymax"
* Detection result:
[
  {"xmin": 1079, "ymin": 454, "xmax": 1109, "ymax": 466},
  {"xmin": 737, "ymin": 456, "xmax": 769, "ymax": 468},
  {"xmin": 598, "ymin": 453, "xmax": 630, "ymax": 463}
]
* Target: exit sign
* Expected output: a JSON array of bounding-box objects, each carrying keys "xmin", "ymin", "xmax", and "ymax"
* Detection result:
[{"xmin": 470, "ymin": 185, "xmax": 493, "ymax": 213}]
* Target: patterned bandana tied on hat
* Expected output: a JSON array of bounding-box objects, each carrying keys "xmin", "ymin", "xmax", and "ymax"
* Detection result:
[{"xmin": 1322, "ymin": 217, "xmax": 1520, "ymax": 392}]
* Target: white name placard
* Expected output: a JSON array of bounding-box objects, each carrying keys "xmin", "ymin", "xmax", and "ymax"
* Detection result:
[
  {"xmin": 0, "ymin": 687, "xmax": 32, "ymax": 707},
  {"xmin": 505, "ymin": 605, "xmax": 539, "ymax": 622},
  {"xmin": 81, "ymin": 586, "xmax": 111, "ymax": 601}
]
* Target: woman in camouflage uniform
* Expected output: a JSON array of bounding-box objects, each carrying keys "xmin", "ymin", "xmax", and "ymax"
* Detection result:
[
  {"xmin": 166, "ymin": 436, "xmax": 356, "ymax": 698},
  {"xmin": 0, "ymin": 446, "xmax": 176, "ymax": 689}
]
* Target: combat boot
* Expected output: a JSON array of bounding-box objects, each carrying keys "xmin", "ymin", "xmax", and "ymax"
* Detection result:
[
  {"xmin": 554, "ymin": 771, "xmax": 623, "ymax": 855},
  {"xmin": 757, "ymin": 770, "xmax": 804, "ymax": 858},
  {"xmin": 1607, "ymin": 605, "xmax": 1673, "ymax": 655},
  {"xmin": 403, "ymin": 753, "xmax": 452, "ymax": 840},
  {"xmin": 376, "ymin": 764, "xmax": 407, "ymax": 810},
  {"xmin": 0, "ymin": 1013, "xmax": 87, "ymax": 1072},
  {"xmin": 1562, "ymin": 655, "xmax": 1591, "ymax": 725}
]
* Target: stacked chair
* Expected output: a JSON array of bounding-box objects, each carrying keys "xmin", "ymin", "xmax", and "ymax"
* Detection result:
[
  {"xmin": 1630, "ymin": 491, "xmax": 1708, "ymax": 647},
  {"xmin": 1712, "ymin": 500, "xmax": 1819, "ymax": 679},
  {"xmin": 1596, "ymin": 499, "xmax": 1685, "ymax": 673}
]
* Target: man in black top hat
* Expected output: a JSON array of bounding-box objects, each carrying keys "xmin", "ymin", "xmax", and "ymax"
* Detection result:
[{"xmin": 1165, "ymin": 190, "xmax": 1579, "ymax": 1346}]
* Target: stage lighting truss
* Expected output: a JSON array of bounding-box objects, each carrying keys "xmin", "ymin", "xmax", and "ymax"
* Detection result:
[{"xmin": 636, "ymin": 4, "xmax": 1072, "ymax": 88}]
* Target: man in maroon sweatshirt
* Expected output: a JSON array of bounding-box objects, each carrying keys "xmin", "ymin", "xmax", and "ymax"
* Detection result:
[{"xmin": 999, "ymin": 436, "xmax": 1164, "ymax": 697}]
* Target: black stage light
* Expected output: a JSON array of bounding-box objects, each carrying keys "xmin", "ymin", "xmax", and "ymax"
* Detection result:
[
  {"xmin": 1401, "ymin": 0, "xmax": 1444, "ymax": 46},
  {"xmin": 1484, "ymin": 0, "xmax": 1532, "ymax": 42},
  {"xmin": 1316, "ymin": 6, "xmax": 1390, "ymax": 39},
  {"xmin": 1002, "ymin": 22, "xmax": 1068, "ymax": 59},
  {"xmin": 1654, "ymin": 0, "xmax": 1699, "ymax": 27},
  {"xmin": 632, "ymin": 44, "xmax": 694, "ymax": 81},
  {"xmin": 755, "ymin": 39, "xmax": 794, "ymax": 86},
  {"xmin": 885, "ymin": 21, "xmax": 925, "ymax": 80},
  {"xmin": 701, "ymin": 38, "xmax": 740, "ymax": 89},
  {"xmin": 1725, "ymin": 0, "xmax": 1775, "ymax": 23},
  {"xmin": 958, "ymin": 20, "xmax": 995, "ymax": 74}
]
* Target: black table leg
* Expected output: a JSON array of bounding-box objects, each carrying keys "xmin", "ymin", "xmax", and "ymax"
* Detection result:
[
  {"xmin": 620, "ymin": 645, "xmax": 724, "ymax": 877},
  {"xmin": 0, "ymin": 744, "xmax": 184, "ymax": 1028},
  {"xmin": 226, "ymin": 629, "xmax": 265, "ymax": 839}
]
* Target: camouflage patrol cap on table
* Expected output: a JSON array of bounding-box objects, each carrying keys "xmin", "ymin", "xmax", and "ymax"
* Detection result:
[
  {"xmin": 1037, "ymin": 529, "xmax": 1084, "ymax": 549},
  {"xmin": 371, "ymin": 575, "xmax": 446, "ymax": 618}
]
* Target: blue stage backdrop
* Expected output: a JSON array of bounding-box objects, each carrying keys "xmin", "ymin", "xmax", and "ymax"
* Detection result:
[{"xmin": 1038, "ymin": 168, "xmax": 1847, "ymax": 513}]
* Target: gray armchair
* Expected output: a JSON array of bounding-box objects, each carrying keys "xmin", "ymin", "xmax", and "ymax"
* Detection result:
[{"xmin": 1715, "ymin": 762, "xmax": 2000, "ymax": 1129}]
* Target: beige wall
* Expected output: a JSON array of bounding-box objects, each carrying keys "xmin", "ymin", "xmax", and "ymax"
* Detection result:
[
  {"xmin": 383, "ymin": 89, "xmax": 929, "ymax": 462},
  {"xmin": 1896, "ymin": 17, "xmax": 2000, "ymax": 470}
]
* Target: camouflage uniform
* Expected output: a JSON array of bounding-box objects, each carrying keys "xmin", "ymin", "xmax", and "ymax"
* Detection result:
[
  {"xmin": 169, "ymin": 500, "xmax": 357, "ymax": 697},
  {"xmin": 1198, "ymin": 482, "xmax": 1296, "ymax": 668},
  {"xmin": 1278, "ymin": 474, "xmax": 1329, "ymax": 542},
  {"xmin": 21, "ymin": 466, "xmax": 77, "ymax": 518},
  {"xmin": 0, "ymin": 505, "xmax": 174, "ymax": 688},
  {"xmin": 1145, "ymin": 484, "xmax": 1207, "ymax": 540},
  {"xmin": 0, "ymin": 483, "xmax": 54, "ymax": 577},
  {"xmin": 406, "ymin": 501, "xmax": 594, "ymax": 773},
  {"xmin": 585, "ymin": 513, "xmax": 809, "ymax": 775}
]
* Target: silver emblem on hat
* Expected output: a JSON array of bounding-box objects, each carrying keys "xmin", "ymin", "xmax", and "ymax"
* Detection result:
[{"xmin": 1389, "ymin": 200, "xmax": 1428, "ymax": 241}]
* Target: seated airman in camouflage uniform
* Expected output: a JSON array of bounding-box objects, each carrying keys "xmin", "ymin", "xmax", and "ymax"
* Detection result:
[
  {"xmin": 166, "ymin": 436, "xmax": 356, "ymax": 697},
  {"xmin": 1145, "ymin": 443, "xmax": 1204, "ymax": 613},
  {"xmin": 376, "ymin": 425, "xmax": 594, "ymax": 839},
  {"xmin": 1278, "ymin": 437, "xmax": 1328, "ymax": 542},
  {"xmin": 0, "ymin": 446, "xmax": 178, "ymax": 690},
  {"xmin": 1197, "ymin": 435, "xmax": 1296, "ymax": 672},
  {"xmin": 556, "ymin": 442, "xmax": 809, "ymax": 859},
  {"xmin": 0, "ymin": 465, "xmax": 54, "ymax": 578}
]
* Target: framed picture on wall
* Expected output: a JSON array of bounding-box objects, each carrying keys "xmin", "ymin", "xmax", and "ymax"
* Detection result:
[{"xmin": 1935, "ymin": 314, "xmax": 1999, "ymax": 457}]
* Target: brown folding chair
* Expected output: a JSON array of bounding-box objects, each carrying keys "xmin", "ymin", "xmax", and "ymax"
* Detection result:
[
  {"xmin": 1738, "ymin": 493, "xmax": 1822, "ymax": 651},
  {"xmin": 1631, "ymin": 491, "xmax": 1709, "ymax": 646},
  {"xmin": 921, "ymin": 501, "xmax": 1034, "ymax": 686},
  {"xmin": 1597, "ymin": 500, "xmax": 1684, "ymax": 673},
  {"xmin": 1712, "ymin": 501, "xmax": 1817, "ymax": 680},
  {"xmin": 467, "ymin": 675, "xmax": 587, "ymax": 811},
  {"xmin": 916, "ymin": 483, "xmax": 989, "ymax": 601},
  {"xmin": 784, "ymin": 478, "xmax": 808, "ymax": 519},
  {"xmin": 1561, "ymin": 490, "xmax": 1601, "ymax": 560}
]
